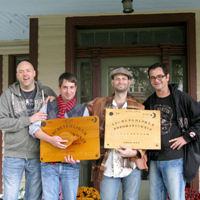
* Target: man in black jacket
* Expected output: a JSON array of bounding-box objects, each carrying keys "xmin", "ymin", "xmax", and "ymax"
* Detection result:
[{"xmin": 143, "ymin": 63, "xmax": 200, "ymax": 200}]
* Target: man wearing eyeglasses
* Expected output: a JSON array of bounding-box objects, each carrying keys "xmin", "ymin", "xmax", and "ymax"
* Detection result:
[{"xmin": 143, "ymin": 63, "xmax": 200, "ymax": 200}]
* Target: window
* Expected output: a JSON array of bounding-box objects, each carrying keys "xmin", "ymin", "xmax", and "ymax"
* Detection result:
[{"xmin": 77, "ymin": 27, "xmax": 186, "ymax": 47}]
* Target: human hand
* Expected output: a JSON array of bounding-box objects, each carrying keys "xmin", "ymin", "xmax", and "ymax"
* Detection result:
[
  {"xmin": 169, "ymin": 136, "xmax": 187, "ymax": 150},
  {"xmin": 87, "ymin": 98, "xmax": 99, "ymax": 106},
  {"xmin": 42, "ymin": 96, "xmax": 56, "ymax": 106},
  {"xmin": 30, "ymin": 111, "xmax": 47, "ymax": 123},
  {"xmin": 49, "ymin": 136, "xmax": 68, "ymax": 149},
  {"xmin": 64, "ymin": 155, "xmax": 80, "ymax": 164},
  {"xmin": 115, "ymin": 145, "xmax": 137, "ymax": 157}
]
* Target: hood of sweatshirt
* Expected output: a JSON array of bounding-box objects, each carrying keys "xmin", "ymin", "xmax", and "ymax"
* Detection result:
[
  {"xmin": 9, "ymin": 81, "xmax": 45, "ymax": 106},
  {"xmin": 9, "ymin": 81, "xmax": 44, "ymax": 95}
]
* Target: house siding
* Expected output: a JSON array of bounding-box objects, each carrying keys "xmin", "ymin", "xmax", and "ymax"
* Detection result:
[{"xmin": 38, "ymin": 16, "xmax": 65, "ymax": 94}]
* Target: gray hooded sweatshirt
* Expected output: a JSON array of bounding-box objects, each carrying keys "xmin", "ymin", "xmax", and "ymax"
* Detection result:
[{"xmin": 0, "ymin": 81, "xmax": 57, "ymax": 159}]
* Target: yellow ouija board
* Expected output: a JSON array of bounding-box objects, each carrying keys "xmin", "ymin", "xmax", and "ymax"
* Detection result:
[
  {"xmin": 40, "ymin": 116, "xmax": 100, "ymax": 162},
  {"xmin": 105, "ymin": 109, "xmax": 161, "ymax": 149}
]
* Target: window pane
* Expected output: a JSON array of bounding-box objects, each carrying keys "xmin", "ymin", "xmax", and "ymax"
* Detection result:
[
  {"xmin": 78, "ymin": 26, "xmax": 186, "ymax": 46},
  {"xmin": 169, "ymin": 29, "xmax": 186, "ymax": 44},
  {"xmin": 139, "ymin": 31, "xmax": 153, "ymax": 44},
  {"xmin": 77, "ymin": 59, "xmax": 92, "ymax": 103},
  {"xmin": 110, "ymin": 32, "xmax": 123, "ymax": 45},
  {"xmin": 124, "ymin": 31, "xmax": 138, "ymax": 45},
  {"xmin": 171, "ymin": 59, "xmax": 185, "ymax": 91},
  {"xmin": 95, "ymin": 32, "xmax": 109, "ymax": 46},
  {"xmin": 154, "ymin": 30, "xmax": 169, "ymax": 43},
  {"xmin": 15, "ymin": 57, "xmax": 29, "ymax": 66},
  {"xmin": 79, "ymin": 32, "xmax": 94, "ymax": 46}
]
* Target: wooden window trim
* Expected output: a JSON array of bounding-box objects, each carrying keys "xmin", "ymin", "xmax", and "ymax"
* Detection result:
[
  {"xmin": 75, "ymin": 44, "xmax": 187, "ymax": 58},
  {"xmin": 29, "ymin": 18, "xmax": 38, "ymax": 81}
]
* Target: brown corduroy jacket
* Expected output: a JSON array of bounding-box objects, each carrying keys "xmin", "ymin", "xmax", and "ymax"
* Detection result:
[{"xmin": 87, "ymin": 96, "xmax": 148, "ymax": 173}]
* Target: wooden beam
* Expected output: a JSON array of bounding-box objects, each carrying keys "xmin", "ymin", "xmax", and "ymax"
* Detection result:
[{"xmin": 29, "ymin": 18, "xmax": 38, "ymax": 80}]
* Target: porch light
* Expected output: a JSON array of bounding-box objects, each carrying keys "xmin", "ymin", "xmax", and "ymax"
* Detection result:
[{"xmin": 122, "ymin": 0, "xmax": 134, "ymax": 13}]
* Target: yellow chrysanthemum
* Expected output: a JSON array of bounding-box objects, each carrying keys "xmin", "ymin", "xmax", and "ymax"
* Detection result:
[
  {"xmin": 76, "ymin": 186, "xmax": 101, "ymax": 200},
  {"xmin": 80, "ymin": 193, "xmax": 85, "ymax": 197}
]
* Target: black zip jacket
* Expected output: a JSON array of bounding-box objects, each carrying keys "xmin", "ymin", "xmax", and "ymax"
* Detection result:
[
  {"xmin": 144, "ymin": 84, "xmax": 200, "ymax": 143},
  {"xmin": 144, "ymin": 83, "xmax": 200, "ymax": 181}
]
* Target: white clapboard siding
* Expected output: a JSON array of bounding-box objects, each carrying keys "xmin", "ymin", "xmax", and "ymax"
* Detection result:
[
  {"xmin": 37, "ymin": 16, "xmax": 65, "ymax": 95},
  {"xmin": 0, "ymin": 40, "xmax": 29, "ymax": 55}
]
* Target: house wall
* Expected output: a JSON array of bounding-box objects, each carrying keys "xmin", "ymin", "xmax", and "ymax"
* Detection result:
[{"xmin": 37, "ymin": 17, "xmax": 65, "ymax": 94}]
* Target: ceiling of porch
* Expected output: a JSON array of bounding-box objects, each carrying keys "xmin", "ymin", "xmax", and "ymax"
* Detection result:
[{"xmin": 0, "ymin": 0, "xmax": 200, "ymax": 41}]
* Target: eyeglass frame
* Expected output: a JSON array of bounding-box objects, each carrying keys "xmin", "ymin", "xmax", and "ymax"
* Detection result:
[{"xmin": 149, "ymin": 74, "xmax": 166, "ymax": 82}]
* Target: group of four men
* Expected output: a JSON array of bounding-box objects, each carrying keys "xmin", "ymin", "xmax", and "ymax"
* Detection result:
[{"xmin": 0, "ymin": 60, "xmax": 200, "ymax": 200}]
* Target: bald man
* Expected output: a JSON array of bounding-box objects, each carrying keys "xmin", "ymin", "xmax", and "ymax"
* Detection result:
[{"xmin": 0, "ymin": 61, "xmax": 57, "ymax": 200}]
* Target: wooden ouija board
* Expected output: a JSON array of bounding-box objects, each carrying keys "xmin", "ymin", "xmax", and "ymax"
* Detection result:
[
  {"xmin": 105, "ymin": 109, "xmax": 161, "ymax": 149},
  {"xmin": 40, "ymin": 116, "xmax": 100, "ymax": 162}
]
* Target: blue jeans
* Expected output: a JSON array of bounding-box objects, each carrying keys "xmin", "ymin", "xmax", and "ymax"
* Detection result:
[
  {"xmin": 41, "ymin": 162, "xmax": 80, "ymax": 200},
  {"xmin": 100, "ymin": 167, "xmax": 141, "ymax": 200},
  {"xmin": 149, "ymin": 159, "xmax": 186, "ymax": 200},
  {"xmin": 3, "ymin": 157, "xmax": 42, "ymax": 200}
]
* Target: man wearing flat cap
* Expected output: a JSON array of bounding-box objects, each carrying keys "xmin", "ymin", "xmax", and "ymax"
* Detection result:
[{"xmin": 87, "ymin": 67, "xmax": 148, "ymax": 200}]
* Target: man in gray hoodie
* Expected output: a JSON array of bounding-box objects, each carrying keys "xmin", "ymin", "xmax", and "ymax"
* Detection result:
[{"xmin": 0, "ymin": 61, "xmax": 57, "ymax": 200}]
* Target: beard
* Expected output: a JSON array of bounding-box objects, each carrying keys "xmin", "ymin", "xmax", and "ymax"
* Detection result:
[{"xmin": 114, "ymin": 87, "xmax": 129, "ymax": 93}]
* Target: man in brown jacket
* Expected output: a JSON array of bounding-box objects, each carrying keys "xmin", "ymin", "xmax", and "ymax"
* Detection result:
[{"xmin": 87, "ymin": 67, "xmax": 148, "ymax": 200}]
